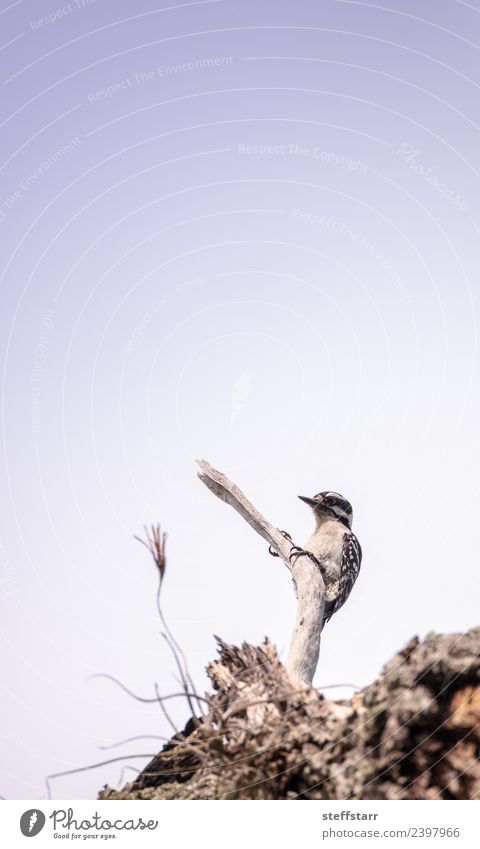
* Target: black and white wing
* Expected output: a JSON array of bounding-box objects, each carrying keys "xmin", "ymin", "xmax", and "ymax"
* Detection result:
[{"xmin": 323, "ymin": 532, "xmax": 362, "ymax": 624}]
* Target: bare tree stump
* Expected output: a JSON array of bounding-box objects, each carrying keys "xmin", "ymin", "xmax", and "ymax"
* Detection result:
[{"xmin": 100, "ymin": 627, "xmax": 480, "ymax": 800}]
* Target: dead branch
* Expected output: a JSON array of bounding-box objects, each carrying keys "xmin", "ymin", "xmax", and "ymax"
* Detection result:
[{"xmin": 196, "ymin": 459, "xmax": 325, "ymax": 684}]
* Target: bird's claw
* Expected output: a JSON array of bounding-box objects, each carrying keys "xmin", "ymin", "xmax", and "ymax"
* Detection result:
[
  {"xmin": 268, "ymin": 530, "xmax": 293, "ymax": 557},
  {"xmin": 268, "ymin": 530, "xmax": 322, "ymax": 571},
  {"xmin": 289, "ymin": 547, "xmax": 322, "ymax": 569}
]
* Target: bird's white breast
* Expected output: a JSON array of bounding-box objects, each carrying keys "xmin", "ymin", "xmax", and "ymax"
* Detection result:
[{"xmin": 304, "ymin": 520, "xmax": 345, "ymax": 584}]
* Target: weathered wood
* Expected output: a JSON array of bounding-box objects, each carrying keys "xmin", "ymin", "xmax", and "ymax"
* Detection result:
[
  {"xmin": 103, "ymin": 628, "xmax": 480, "ymax": 800},
  {"xmin": 196, "ymin": 459, "xmax": 325, "ymax": 684}
]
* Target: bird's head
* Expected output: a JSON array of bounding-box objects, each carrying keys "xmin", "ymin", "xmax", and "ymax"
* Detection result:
[{"xmin": 298, "ymin": 491, "xmax": 353, "ymax": 529}]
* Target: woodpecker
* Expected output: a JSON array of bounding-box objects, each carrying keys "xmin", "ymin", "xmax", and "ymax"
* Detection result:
[{"xmin": 271, "ymin": 491, "xmax": 362, "ymax": 625}]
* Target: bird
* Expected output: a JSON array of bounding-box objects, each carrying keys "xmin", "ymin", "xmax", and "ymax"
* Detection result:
[{"xmin": 270, "ymin": 491, "xmax": 362, "ymax": 625}]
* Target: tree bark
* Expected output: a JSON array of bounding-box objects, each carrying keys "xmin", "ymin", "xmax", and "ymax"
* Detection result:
[{"xmin": 100, "ymin": 627, "xmax": 480, "ymax": 801}]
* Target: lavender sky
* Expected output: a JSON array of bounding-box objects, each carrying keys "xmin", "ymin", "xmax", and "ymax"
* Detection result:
[{"xmin": 1, "ymin": 0, "xmax": 479, "ymax": 800}]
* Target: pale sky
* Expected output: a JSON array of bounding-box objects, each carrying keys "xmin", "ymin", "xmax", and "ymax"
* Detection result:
[{"xmin": 1, "ymin": 0, "xmax": 479, "ymax": 799}]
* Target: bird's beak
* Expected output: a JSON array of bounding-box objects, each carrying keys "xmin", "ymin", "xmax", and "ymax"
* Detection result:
[{"xmin": 298, "ymin": 495, "xmax": 318, "ymax": 507}]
